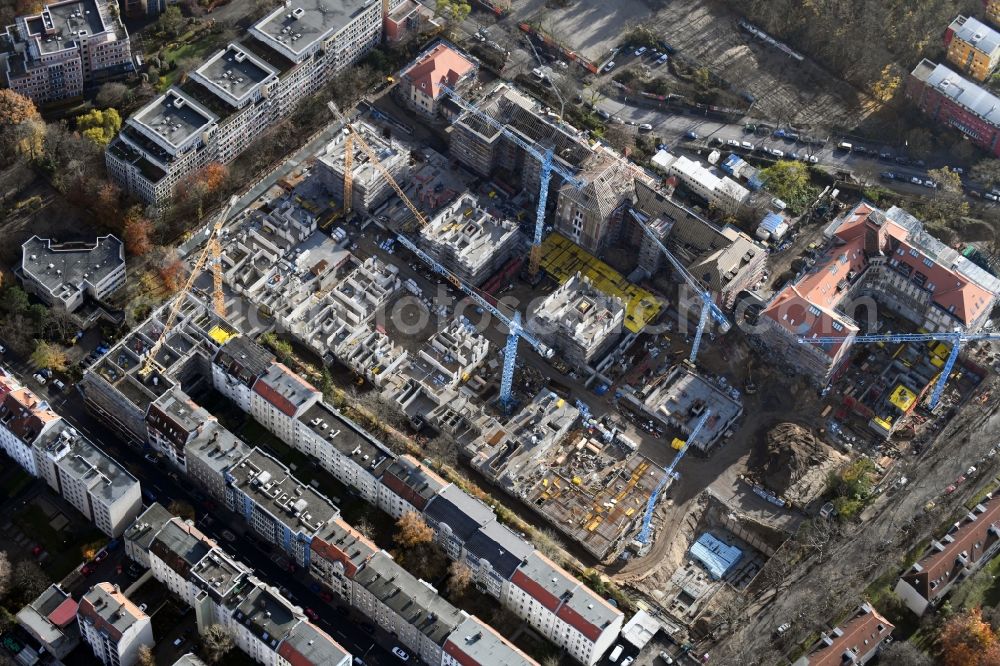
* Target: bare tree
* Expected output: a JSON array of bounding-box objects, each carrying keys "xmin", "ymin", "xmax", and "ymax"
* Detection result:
[
  {"xmin": 201, "ymin": 624, "xmax": 234, "ymax": 664},
  {"xmin": 447, "ymin": 561, "xmax": 473, "ymax": 597},
  {"xmin": 136, "ymin": 644, "xmax": 155, "ymax": 666},
  {"xmin": 0, "ymin": 551, "xmax": 11, "ymax": 600},
  {"xmin": 880, "ymin": 640, "xmax": 933, "ymax": 666}
]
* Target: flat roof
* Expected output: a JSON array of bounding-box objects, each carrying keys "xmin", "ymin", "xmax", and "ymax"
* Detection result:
[
  {"xmin": 911, "ymin": 59, "xmax": 1000, "ymax": 126},
  {"xmin": 232, "ymin": 582, "xmax": 301, "ymax": 650},
  {"xmin": 251, "ymin": 0, "xmax": 378, "ymax": 60},
  {"xmin": 252, "ymin": 363, "xmax": 319, "ymax": 417},
  {"xmin": 950, "ymin": 15, "xmax": 1000, "ymax": 56},
  {"xmin": 124, "ymin": 502, "xmax": 175, "ymax": 554},
  {"xmin": 133, "ymin": 89, "xmax": 217, "ymax": 150},
  {"xmin": 150, "ymin": 387, "xmax": 212, "ymax": 434},
  {"xmin": 299, "ymin": 400, "xmax": 392, "ymax": 475},
  {"xmin": 643, "ymin": 366, "xmax": 742, "ymax": 448},
  {"xmin": 41, "ymin": 421, "xmax": 138, "ymax": 505},
  {"xmin": 151, "ymin": 519, "xmax": 212, "ymax": 571},
  {"xmin": 28, "ymin": 0, "xmax": 107, "ymax": 55},
  {"xmin": 192, "ymin": 44, "xmax": 277, "ymax": 107},
  {"xmin": 445, "ymin": 616, "xmax": 537, "ymax": 666},
  {"xmin": 186, "ymin": 421, "xmax": 253, "ymax": 478},
  {"xmin": 22, "ymin": 235, "xmax": 123, "ymax": 301},
  {"xmin": 228, "ymin": 448, "xmax": 339, "ymax": 537},
  {"xmin": 279, "ymin": 622, "xmax": 350, "ymax": 666}
]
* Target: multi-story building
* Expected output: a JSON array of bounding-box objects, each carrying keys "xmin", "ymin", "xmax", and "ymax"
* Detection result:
[
  {"xmin": 895, "ymin": 489, "xmax": 1000, "ymax": 615},
  {"xmin": 527, "ymin": 274, "xmax": 625, "ymax": 367},
  {"xmin": 653, "ymin": 152, "xmax": 749, "ymax": 213},
  {"xmin": 444, "ymin": 615, "xmax": 538, "ymax": 666},
  {"xmin": 309, "ymin": 517, "xmax": 377, "ymax": 600},
  {"xmin": 33, "ymin": 420, "xmax": 142, "ymax": 536},
  {"xmin": 225, "ymin": 448, "xmax": 339, "ymax": 568},
  {"xmin": 16, "ymin": 584, "xmax": 80, "ymax": 659},
  {"xmin": 756, "ymin": 202, "xmax": 1000, "ymax": 384},
  {"xmin": 353, "ymin": 551, "xmax": 467, "ymax": 666},
  {"xmin": 418, "ymin": 193, "xmax": 523, "ymax": 286},
  {"xmin": 423, "ymin": 485, "xmax": 495, "ymax": 561},
  {"xmin": 122, "ymin": 501, "xmax": 174, "ymax": 568},
  {"xmin": 316, "ymin": 120, "xmax": 409, "ymax": 212},
  {"xmin": 908, "ymin": 59, "xmax": 1000, "ymax": 156},
  {"xmin": 20, "ymin": 235, "xmax": 126, "ymax": 315},
  {"xmin": 107, "ymin": 0, "xmax": 386, "ymax": 204},
  {"xmin": 945, "ymin": 15, "xmax": 1000, "ymax": 81},
  {"xmin": 630, "ymin": 181, "xmax": 766, "ymax": 309},
  {"xmin": 251, "ymin": 362, "xmax": 321, "ymax": 444},
  {"xmin": 184, "ymin": 421, "xmax": 254, "ymax": 502},
  {"xmin": 212, "ymin": 335, "xmax": 275, "ymax": 414},
  {"xmin": 77, "ymin": 582, "xmax": 154, "ymax": 666},
  {"xmin": 793, "ymin": 603, "xmax": 894, "ymax": 666},
  {"xmin": 503, "ymin": 552, "xmax": 623, "ymax": 666},
  {"xmin": 396, "ymin": 40, "xmax": 476, "ymax": 118},
  {"xmin": 1, "ymin": 0, "xmax": 133, "ymax": 105},
  {"xmin": 377, "ymin": 454, "xmax": 449, "ymax": 519},
  {"xmin": 0, "ymin": 370, "xmax": 61, "ymax": 475},
  {"xmin": 146, "ymin": 387, "xmax": 214, "ymax": 470}
]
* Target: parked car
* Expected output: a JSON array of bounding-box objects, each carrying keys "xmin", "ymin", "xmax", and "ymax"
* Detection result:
[
  {"xmin": 596, "ymin": 109, "xmax": 610, "ymax": 120},
  {"xmin": 770, "ymin": 148, "xmax": 785, "ymax": 158},
  {"xmin": 658, "ymin": 652, "xmax": 674, "ymax": 665},
  {"xmin": 986, "ymin": 192, "xmax": 999, "ymax": 201},
  {"xmin": 93, "ymin": 549, "xmax": 109, "ymax": 563},
  {"xmin": 621, "ymin": 658, "xmax": 634, "ymax": 666},
  {"xmin": 50, "ymin": 379, "xmax": 66, "ymax": 392},
  {"xmin": 0, "ymin": 344, "xmax": 6, "ymax": 354},
  {"xmin": 656, "ymin": 54, "xmax": 668, "ymax": 64},
  {"xmin": 391, "ymin": 648, "xmax": 409, "ymax": 661},
  {"xmin": 740, "ymin": 141, "xmax": 754, "ymax": 150},
  {"xmin": 807, "ymin": 155, "xmax": 819, "ymax": 164},
  {"xmin": 634, "ymin": 46, "xmax": 647, "ymax": 56},
  {"xmin": 603, "ymin": 61, "xmax": 616, "ymax": 72},
  {"xmin": 144, "ymin": 453, "xmax": 158, "ymax": 464},
  {"xmin": 305, "ymin": 608, "xmax": 319, "ymax": 620},
  {"xmin": 32, "ymin": 373, "xmax": 46, "ymax": 385},
  {"xmin": 910, "ymin": 176, "xmax": 922, "ymax": 185},
  {"xmin": 880, "ymin": 172, "xmax": 895, "ymax": 180},
  {"xmin": 776, "ymin": 622, "xmax": 792, "ymax": 635},
  {"xmin": 684, "ymin": 130, "xmax": 700, "ymax": 140},
  {"xmin": 923, "ymin": 179, "xmax": 937, "ymax": 189},
  {"xmin": 638, "ymin": 123, "xmax": 653, "ymax": 131}
]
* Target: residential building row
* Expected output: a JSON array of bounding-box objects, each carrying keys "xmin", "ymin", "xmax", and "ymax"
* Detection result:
[
  {"xmin": 125, "ymin": 503, "xmax": 535, "ymax": 666},
  {"xmin": 754, "ymin": 201, "xmax": 1000, "ymax": 385},
  {"xmin": 792, "ymin": 602, "xmax": 894, "ymax": 666},
  {"xmin": 1, "ymin": 0, "xmax": 134, "ymax": 105},
  {"xmin": 79, "ymin": 294, "xmax": 625, "ymax": 664},
  {"xmin": 908, "ymin": 58, "xmax": 1000, "ymax": 156},
  {"xmin": 106, "ymin": 0, "xmax": 390, "ymax": 204},
  {"xmin": 0, "ymin": 367, "xmax": 141, "ymax": 537}
]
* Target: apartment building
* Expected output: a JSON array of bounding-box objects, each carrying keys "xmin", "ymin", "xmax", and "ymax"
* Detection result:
[
  {"xmin": 555, "ymin": 148, "xmax": 642, "ymax": 253},
  {"xmin": 527, "ymin": 274, "xmax": 625, "ymax": 367},
  {"xmin": 895, "ymin": 490, "xmax": 1000, "ymax": 615},
  {"xmin": 396, "ymin": 40, "xmax": 476, "ymax": 118},
  {"xmin": 77, "ymin": 582, "xmax": 154, "ymax": 666},
  {"xmin": 0, "ymin": 371, "xmax": 61, "ymax": 475},
  {"xmin": 212, "ymin": 335, "xmax": 275, "ymax": 413},
  {"xmin": 20, "ymin": 235, "xmax": 126, "ymax": 314},
  {"xmin": 295, "ymin": 399, "xmax": 393, "ymax": 504},
  {"xmin": 444, "ymin": 616, "xmax": 538, "ymax": 666},
  {"xmin": 378, "ymin": 454, "xmax": 449, "ymax": 519},
  {"xmin": 146, "ymin": 387, "xmax": 214, "ymax": 470},
  {"xmin": 945, "ymin": 15, "xmax": 1000, "ymax": 81},
  {"xmin": 309, "ymin": 517, "xmax": 377, "ymax": 600},
  {"xmin": 794, "ymin": 603, "xmax": 894, "ymax": 666},
  {"xmin": 107, "ymin": 0, "xmax": 386, "ymax": 205},
  {"xmin": 316, "ymin": 120, "xmax": 409, "ymax": 212},
  {"xmin": 504, "ymin": 552, "xmax": 623, "ymax": 666},
  {"xmin": 756, "ymin": 202, "xmax": 1000, "ymax": 384},
  {"xmin": 250, "ymin": 362, "xmax": 321, "ymax": 444},
  {"xmin": 353, "ymin": 551, "xmax": 467, "ymax": 666},
  {"xmin": 630, "ymin": 181, "xmax": 766, "ymax": 309},
  {"xmin": 122, "ymin": 501, "xmax": 174, "ymax": 568},
  {"xmin": 654, "ymin": 152, "xmax": 750, "ymax": 213},
  {"xmin": 16, "ymin": 584, "xmax": 80, "ymax": 659},
  {"xmin": 33, "ymin": 420, "xmax": 142, "ymax": 536},
  {"xmin": 1, "ymin": 0, "xmax": 133, "ymax": 104},
  {"xmin": 908, "ymin": 59, "xmax": 1000, "ymax": 156},
  {"xmin": 419, "ymin": 193, "xmax": 523, "ymax": 286},
  {"xmin": 185, "ymin": 421, "xmax": 255, "ymax": 502},
  {"xmin": 224, "ymin": 448, "xmax": 340, "ymax": 568}
]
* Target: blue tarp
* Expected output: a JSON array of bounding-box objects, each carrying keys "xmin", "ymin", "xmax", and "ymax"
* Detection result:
[
  {"xmin": 721, "ymin": 154, "xmax": 744, "ymax": 175},
  {"xmin": 689, "ymin": 532, "xmax": 743, "ymax": 580},
  {"xmin": 759, "ymin": 212, "xmax": 786, "ymax": 233}
]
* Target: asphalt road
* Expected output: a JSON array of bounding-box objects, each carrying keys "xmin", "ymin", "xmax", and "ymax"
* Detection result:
[{"xmin": 0, "ymin": 350, "xmax": 403, "ymax": 666}]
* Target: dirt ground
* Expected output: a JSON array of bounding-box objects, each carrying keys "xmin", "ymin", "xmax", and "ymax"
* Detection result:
[
  {"xmin": 749, "ymin": 422, "xmax": 847, "ymax": 507},
  {"xmin": 509, "ymin": 0, "xmax": 872, "ymax": 127}
]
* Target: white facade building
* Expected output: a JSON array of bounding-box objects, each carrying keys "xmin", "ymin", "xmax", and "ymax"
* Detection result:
[{"xmin": 77, "ymin": 582, "xmax": 154, "ymax": 666}]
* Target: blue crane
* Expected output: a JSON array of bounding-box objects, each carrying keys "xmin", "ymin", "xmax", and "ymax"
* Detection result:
[
  {"xmin": 441, "ymin": 84, "xmax": 586, "ymax": 277},
  {"xmin": 632, "ymin": 209, "xmax": 731, "ymax": 360},
  {"xmin": 393, "ymin": 233, "xmax": 554, "ymax": 410},
  {"xmin": 799, "ymin": 331, "xmax": 1000, "ymax": 409},
  {"xmin": 631, "ymin": 409, "xmax": 712, "ymax": 554}
]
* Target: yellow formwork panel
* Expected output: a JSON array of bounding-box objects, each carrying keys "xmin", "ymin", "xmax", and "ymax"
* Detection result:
[
  {"xmin": 540, "ymin": 234, "xmax": 663, "ymax": 333},
  {"xmin": 208, "ymin": 326, "xmax": 235, "ymax": 345},
  {"xmin": 889, "ymin": 384, "xmax": 916, "ymax": 411}
]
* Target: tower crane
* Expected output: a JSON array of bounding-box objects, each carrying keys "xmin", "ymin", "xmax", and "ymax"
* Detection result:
[
  {"xmin": 440, "ymin": 84, "xmax": 586, "ymax": 277},
  {"xmin": 799, "ymin": 331, "xmax": 1000, "ymax": 409},
  {"xmin": 632, "ymin": 209, "xmax": 731, "ymax": 360},
  {"xmin": 394, "ymin": 234, "xmax": 554, "ymax": 409},
  {"xmin": 139, "ymin": 196, "xmax": 238, "ymax": 377},
  {"xmin": 326, "ymin": 102, "xmax": 552, "ymax": 410},
  {"xmin": 630, "ymin": 409, "xmax": 711, "ymax": 555}
]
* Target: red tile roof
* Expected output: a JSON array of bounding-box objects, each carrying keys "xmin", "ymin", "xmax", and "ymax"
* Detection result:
[
  {"xmin": 510, "ymin": 569, "xmax": 561, "ymax": 612},
  {"xmin": 902, "ymin": 492, "xmax": 1000, "ymax": 602},
  {"xmin": 2, "ymin": 387, "xmax": 59, "ymax": 443},
  {"xmin": 806, "ymin": 604, "xmax": 894, "ymax": 666},
  {"xmin": 402, "ymin": 42, "xmax": 475, "ymax": 100},
  {"xmin": 48, "ymin": 597, "xmax": 78, "ymax": 628}
]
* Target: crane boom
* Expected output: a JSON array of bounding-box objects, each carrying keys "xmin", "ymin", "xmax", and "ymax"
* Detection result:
[
  {"xmin": 799, "ymin": 331, "xmax": 1000, "ymax": 409},
  {"xmin": 440, "ymin": 85, "xmax": 585, "ymax": 276},
  {"xmin": 140, "ymin": 196, "xmax": 237, "ymax": 377},
  {"xmin": 326, "ymin": 102, "xmax": 428, "ymax": 229},
  {"xmin": 633, "ymin": 409, "xmax": 711, "ymax": 548}
]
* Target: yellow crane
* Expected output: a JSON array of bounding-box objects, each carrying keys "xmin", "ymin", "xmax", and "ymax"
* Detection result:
[
  {"xmin": 327, "ymin": 102, "xmax": 428, "ymax": 229},
  {"xmin": 139, "ymin": 196, "xmax": 238, "ymax": 378}
]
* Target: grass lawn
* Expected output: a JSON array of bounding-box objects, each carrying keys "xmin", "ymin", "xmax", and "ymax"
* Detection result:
[{"xmin": 951, "ymin": 550, "xmax": 1000, "ymax": 610}]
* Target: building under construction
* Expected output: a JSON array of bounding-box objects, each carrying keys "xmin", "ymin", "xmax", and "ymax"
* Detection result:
[
  {"xmin": 527, "ymin": 274, "xmax": 625, "ymax": 368},
  {"xmin": 466, "ymin": 391, "xmax": 667, "ymax": 560},
  {"xmin": 316, "ymin": 120, "xmax": 409, "ymax": 212},
  {"xmin": 418, "ymin": 193, "xmax": 523, "ymax": 286}
]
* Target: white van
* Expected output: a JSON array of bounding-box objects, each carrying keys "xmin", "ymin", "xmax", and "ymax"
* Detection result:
[{"xmin": 609, "ymin": 645, "xmax": 624, "ymax": 663}]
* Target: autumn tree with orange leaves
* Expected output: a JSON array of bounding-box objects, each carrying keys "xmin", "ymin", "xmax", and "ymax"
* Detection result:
[
  {"xmin": 395, "ymin": 511, "xmax": 434, "ymax": 548},
  {"xmin": 158, "ymin": 259, "xmax": 186, "ymax": 293},
  {"xmin": 122, "ymin": 206, "xmax": 154, "ymax": 256},
  {"xmin": 938, "ymin": 608, "xmax": 1000, "ymax": 666}
]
